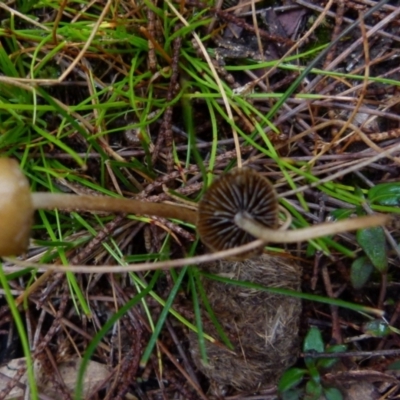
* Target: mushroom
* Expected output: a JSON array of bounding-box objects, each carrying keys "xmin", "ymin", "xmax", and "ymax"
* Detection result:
[
  {"xmin": 0, "ymin": 158, "xmax": 197, "ymax": 257},
  {"xmin": 197, "ymin": 168, "xmax": 391, "ymax": 255},
  {"xmin": 0, "ymin": 158, "xmax": 391, "ymax": 257},
  {"xmin": 0, "ymin": 158, "xmax": 34, "ymax": 256}
]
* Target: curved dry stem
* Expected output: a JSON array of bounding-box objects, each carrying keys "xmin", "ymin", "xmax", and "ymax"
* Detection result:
[
  {"xmin": 278, "ymin": 205, "xmax": 292, "ymax": 231},
  {"xmin": 235, "ymin": 213, "xmax": 390, "ymax": 243},
  {"xmin": 4, "ymin": 238, "xmax": 267, "ymax": 273},
  {"xmin": 31, "ymin": 193, "xmax": 198, "ymax": 225}
]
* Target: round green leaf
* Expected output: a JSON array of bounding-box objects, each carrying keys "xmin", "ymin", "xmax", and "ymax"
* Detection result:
[
  {"xmin": 305, "ymin": 379, "xmax": 323, "ymax": 400},
  {"xmin": 368, "ymin": 183, "xmax": 400, "ymax": 206},
  {"xmin": 356, "ymin": 227, "xmax": 387, "ymax": 272},
  {"xmin": 278, "ymin": 368, "xmax": 307, "ymax": 392},
  {"xmin": 324, "ymin": 387, "xmax": 343, "ymax": 400},
  {"xmin": 351, "ymin": 256, "xmax": 374, "ymax": 289}
]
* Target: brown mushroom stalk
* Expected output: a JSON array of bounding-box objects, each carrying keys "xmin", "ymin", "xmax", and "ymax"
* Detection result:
[
  {"xmin": 31, "ymin": 193, "xmax": 197, "ymax": 224},
  {"xmin": 234, "ymin": 211, "xmax": 389, "ymax": 244}
]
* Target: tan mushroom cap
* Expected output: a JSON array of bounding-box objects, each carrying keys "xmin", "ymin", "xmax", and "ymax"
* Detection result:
[
  {"xmin": 197, "ymin": 168, "xmax": 278, "ymax": 258},
  {"xmin": 0, "ymin": 158, "xmax": 33, "ymax": 256}
]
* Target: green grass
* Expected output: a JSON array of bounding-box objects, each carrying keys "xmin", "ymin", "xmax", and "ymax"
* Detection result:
[{"xmin": 0, "ymin": 0, "xmax": 398, "ymax": 398}]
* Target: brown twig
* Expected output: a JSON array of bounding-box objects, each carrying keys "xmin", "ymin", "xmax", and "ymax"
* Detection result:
[{"xmin": 151, "ymin": 27, "xmax": 183, "ymax": 171}]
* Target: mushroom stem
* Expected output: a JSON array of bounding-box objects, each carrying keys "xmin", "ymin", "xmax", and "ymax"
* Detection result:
[
  {"xmin": 31, "ymin": 193, "xmax": 198, "ymax": 225},
  {"xmin": 235, "ymin": 212, "xmax": 390, "ymax": 243}
]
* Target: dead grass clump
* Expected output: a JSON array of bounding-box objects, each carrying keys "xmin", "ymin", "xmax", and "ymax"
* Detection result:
[{"xmin": 190, "ymin": 254, "xmax": 302, "ymax": 391}]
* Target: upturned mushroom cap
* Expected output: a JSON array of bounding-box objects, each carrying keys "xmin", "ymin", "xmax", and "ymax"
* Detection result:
[
  {"xmin": 0, "ymin": 158, "xmax": 33, "ymax": 256},
  {"xmin": 197, "ymin": 168, "xmax": 278, "ymax": 257}
]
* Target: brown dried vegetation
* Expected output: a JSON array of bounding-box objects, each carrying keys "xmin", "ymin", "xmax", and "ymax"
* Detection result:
[
  {"xmin": 189, "ymin": 255, "xmax": 302, "ymax": 392},
  {"xmin": 1, "ymin": 0, "xmax": 400, "ymax": 399}
]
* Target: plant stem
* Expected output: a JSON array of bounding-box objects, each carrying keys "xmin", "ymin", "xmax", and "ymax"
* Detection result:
[
  {"xmin": 31, "ymin": 193, "xmax": 198, "ymax": 225},
  {"xmin": 235, "ymin": 212, "xmax": 390, "ymax": 243}
]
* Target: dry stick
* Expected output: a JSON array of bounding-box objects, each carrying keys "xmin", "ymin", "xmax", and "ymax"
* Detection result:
[
  {"xmin": 3, "ymin": 239, "xmax": 277, "ymax": 273},
  {"xmin": 5, "ymin": 248, "xmax": 385, "ymax": 320},
  {"xmin": 250, "ymin": 0, "xmax": 264, "ymax": 60},
  {"xmin": 302, "ymin": 348, "xmax": 400, "ymax": 359},
  {"xmin": 320, "ymin": 0, "xmax": 349, "ymax": 148},
  {"xmin": 357, "ymin": 14, "xmax": 391, "ymax": 312},
  {"xmin": 152, "ymin": 30, "xmax": 182, "ymax": 171},
  {"xmin": 321, "ymin": 264, "xmax": 343, "ymax": 344},
  {"xmin": 51, "ymin": 0, "xmax": 68, "ymax": 45},
  {"xmin": 146, "ymin": 7, "xmax": 162, "ymax": 71},
  {"xmin": 287, "ymin": 99, "xmax": 400, "ymax": 124},
  {"xmin": 322, "ymin": 0, "xmax": 345, "ymax": 70}
]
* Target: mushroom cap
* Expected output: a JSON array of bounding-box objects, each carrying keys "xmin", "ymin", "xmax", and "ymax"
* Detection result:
[
  {"xmin": 0, "ymin": 158, "xmax": 33, "ymax": 256},
  {"xmin": 197, "ymin": 168, "xmax": 278, "ymax": 258}
]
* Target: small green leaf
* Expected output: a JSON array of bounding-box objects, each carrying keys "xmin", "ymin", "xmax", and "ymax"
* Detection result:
[
  {"xmin": 316, "ymin": 357, "xmax": 339, "ymax": 370},
  {"xmin": 306, "ymin": 242, "xmax": 316, "ymax": 257},
  {"xmin": 282, "ymin": 388, "xmax": 304, "ymax": 400},
  {"xmin": 351, "ymin": 256, "xmax": 374, "ymax": 289},
  {"xmin": 304, "ymin": 356, "xmax": 316, "ymax": 371},
  {"xmin": 305, "ymin": 379, "xmax": 323, "ymax": 400},
  {"xmin": 324, "ymin": 387, "xmax": 343, "ymax": 400},
  {"xmin": 278, "ymin": 368, "xmax": 307, "ymax": 392},
  {"xmin": 368, "ymin": 183, "xmax": 400, "ymax": 206},
  {"xmin": 306, "ymin": 362, "xmax": 321, "ymax": 383},
  {"xmin": 316, "ymin": 345, "xmax": 346, "ymax": 370},
  {"xmin": 363, "ymin": 319, "xmax": 390, "ymax": 337},
  {"xmin": 354, "ymin": 186, "xmax": 365, "ymax": 200},
  {"xmin": 329, "ymin": 209, "xmax": 355, "ymax": 220},
  {"xmin": 356, "ymin": 227, "xmax": 387, "ymax": 272},
  {"xmin": 5, "ymin": 268, "xmax": 34, "ymax": 281},
  {"xmin": 327, "ymin": 344, "xmax": 347, "ymax": 353},
  {"xmin": 303, "ymin": 326, "xmax": 325, "ymax": 353},
  {"xmin": 388, "ymin": 360, "xmax": 400, "ymax": 370}
]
